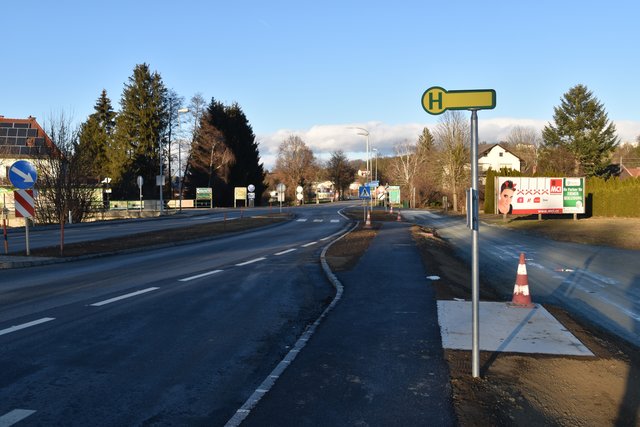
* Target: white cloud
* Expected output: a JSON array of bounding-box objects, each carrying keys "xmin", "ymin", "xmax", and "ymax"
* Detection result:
[{"xmin": 256, "ymin": 118, "xmax": 640, "ymax": 171}]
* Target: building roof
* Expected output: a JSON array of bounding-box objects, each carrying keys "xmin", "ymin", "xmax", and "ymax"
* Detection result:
[
  {"xmin": 0, "ymin": 115, "xmax": 60, "ymax": 158},
  {"xmin": 478, "ymin": 143, "xmax": 522, "ymax": 160},
  {"xmin": 620, "ymin": 165, "xmax": 640, "ymax": 179}
]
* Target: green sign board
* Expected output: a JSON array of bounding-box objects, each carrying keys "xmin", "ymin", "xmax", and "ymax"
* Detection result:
[
  {"xmin": 421, "ymin": 87, "xmax": 496, "ymax": 115},
  {"xmin": 196, "ymin": 187, "xmax": 213, "ymax": 200},
  {"xmin": 562, "ymin": 178, "xmax": 585, "ymax": 213},
  {"xmin": 388, "ymin": 185, "xmax": 401, "ymax": 205}
]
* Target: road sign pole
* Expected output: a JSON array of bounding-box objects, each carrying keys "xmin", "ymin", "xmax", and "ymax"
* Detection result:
[
  {"xmin": 25, "ymin": 218, "xmax": 30, "ymax": 256},
  {"xmin": 470, "ymin": 109, "xmax": 480, "ymax": 378}
]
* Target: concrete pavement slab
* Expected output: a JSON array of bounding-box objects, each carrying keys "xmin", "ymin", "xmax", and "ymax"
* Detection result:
[{"xmin": 437, "ymin": 300, "xmax": 594, "ymax": 356}]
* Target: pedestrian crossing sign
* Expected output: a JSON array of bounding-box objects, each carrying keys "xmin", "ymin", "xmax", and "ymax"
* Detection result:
[{"xmin": 358, "ymin": 185, "xmax": 371, "ymax": 199}]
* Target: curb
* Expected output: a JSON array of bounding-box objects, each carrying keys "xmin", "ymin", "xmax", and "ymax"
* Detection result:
[{"xmin": 224, "ymin": 221, "xmax": 358, "ymax": 427}]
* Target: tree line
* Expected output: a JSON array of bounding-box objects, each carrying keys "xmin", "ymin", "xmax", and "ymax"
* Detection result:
[
  {"xmin": 36, "ymin": 63, "xmax": 266, "ymax": 222},
  {"xmin": 31, "ymin": 76, "xmax": 639, "ymax": 222},
  {"xmin": 269, "ymin": 84, "xmax": 639, "ymax": 211}
]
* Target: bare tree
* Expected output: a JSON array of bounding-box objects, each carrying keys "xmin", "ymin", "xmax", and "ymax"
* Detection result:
[
  {"xmin": 505, "ymin": 125, "xmax": 541, "ymax": 174},
  {"xmin": 274, "ymin": 135, "xmax": 317, "ymax": 202},
  {"xmin": 33, "ymin": 112, "xmax": 98, "ymax": 224},
  {"xmin": 188, "ymin": 110, "xmax": 234, "ymax": 188},
  {"xmin": 432, "ymin": 111, "xmax": 470, "ymax": 212},
  {"xmin": 179, "ymin": 93, "xmax": 207, "ymax": 196}
]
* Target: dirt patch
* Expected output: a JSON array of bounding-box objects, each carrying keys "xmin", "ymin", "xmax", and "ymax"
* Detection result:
[
  {"xmin": 482, "ymin": 215, "xmax": 640, "ymax": 251},
  {"xmin": 326, "ymin": 221, "xmax": 639, "ymax": 426}
]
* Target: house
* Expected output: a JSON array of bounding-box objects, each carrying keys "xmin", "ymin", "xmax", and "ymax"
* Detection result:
[
  {"xmin": 478, "ymin": 143, "xmax": 522, "ymax": 174},
  {"xmin": 620, "ymin": 164, "xmax": 640, "ymax": 180},
  {"xmin": 0, "ymin": 116, "xmax": 59, "ymax": 186}
]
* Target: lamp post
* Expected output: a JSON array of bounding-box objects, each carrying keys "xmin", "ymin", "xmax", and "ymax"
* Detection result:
[
  {"xmin": 349, "ymin": 126, "xmax": 371, "ymax": 211},
  {"xmin": 373, "ymin": 148, "xmax": 378, "ymax": 182},
  {"xmin": 160, "ymin": 100, "xmax": 172, "ymax": 215},
  {"xmin": 177, "ymin": 107, "xmax": 189, "ymax": 212}
]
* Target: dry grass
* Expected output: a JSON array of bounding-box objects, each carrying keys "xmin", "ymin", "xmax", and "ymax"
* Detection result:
[{"xmin": 483, "ymin": 215, "xmax": 640, "ymax": 250}]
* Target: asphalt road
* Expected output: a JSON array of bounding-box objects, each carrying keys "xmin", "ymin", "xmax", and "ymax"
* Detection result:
[
  {"xmin": 402, "ymin": 209, "xmax": 640, "ymax": 349},
  {"xmin": 4, "ymin": 206, "xmax": 282, "ymax": 254},
  {"xmin": 0, "ymin": 203, "xmax": 349, "ymax": 426}
]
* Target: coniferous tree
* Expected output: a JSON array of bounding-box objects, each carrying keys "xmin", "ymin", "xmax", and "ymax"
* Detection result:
[
  {"xmin": 112, "ymin": 63, "xmax": 168, "ymax": 199},
  {"xmin": 77, "ymin": 89, "xmax": 117, "ymax": 181},
  {"xmin": 222, "ymin": 103, "xmax": 266, "ymax": 205},
  {"xmin": 542, "ymin": 84, "xmax": 619, "ymax": 177}
]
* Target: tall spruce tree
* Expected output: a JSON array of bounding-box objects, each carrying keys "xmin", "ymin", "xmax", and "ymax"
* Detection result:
[
  {"xmin": 542, "ymin": 84, "xmax": 619, "ymax": 177},
  {"xmin": 112, "ymin": 63, "xmax": 168, "ymax": 199},
  {"xmin": 197, "ymin": 99, "xmax": 266, "ymax": 205},
  {"xmin": 77, "ymin": 89, "xmax": 117, "ymax": 181}
]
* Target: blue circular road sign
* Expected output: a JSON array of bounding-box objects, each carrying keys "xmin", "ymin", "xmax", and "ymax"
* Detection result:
[{"xmin": 9, "ymin": 160, "xmax": 38, "ymax": 189}]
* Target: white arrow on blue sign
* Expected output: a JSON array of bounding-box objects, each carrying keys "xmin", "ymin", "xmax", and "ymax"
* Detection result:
[{"xmin": 9, "ymin": 160, "xmax": 38, "ymax": 190}]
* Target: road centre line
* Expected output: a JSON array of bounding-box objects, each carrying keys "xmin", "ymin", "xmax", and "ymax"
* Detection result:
[
  {"xmin": 274, "ymin": 248, "xmax": 297, "ymax": 256},
  {"xmin": 0, "ymin": 318, "xmax": 55, "ymax": 337},
  {"xmin": 179, "ymin": 269, "xmax": 224, "ymax": 282},
  {"xmin": 236, "ymin": 257, "xmax": 266, "ymax": 266},
  {"xmin": 302, "ymin": 241, "xmax": 317, "ymax": 247},
  {"xmin": 0, "ymin": 409, "xmax": 36, "ymax": 426},
  {"xmin": 90, "ymin": 287, "xmax": 159, "ymax": 307}
]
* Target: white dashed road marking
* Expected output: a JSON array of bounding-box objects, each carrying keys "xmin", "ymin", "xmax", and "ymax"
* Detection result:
[
  {"xmin": 235, "ymin": 257, "xmax": 266, "ymax": 266},
  {"xmin": 0, "ymin": 318, "xmax": 55, "ymax": 337},
  {"xmin": 90, "ymin": 287, "xmax": 159, "ymax": 307},
  {"xmin": 274, "ymin": 249, "xmax": 297, "ymax": 256},
  {"xmin": 179, "ymin": 270, "xmax": 224, "ymax": 282},
  {"xmin": 0, "ymin": 409, "xmax": 36, "ymax": 426},
  {"xmin": 302, "ymin": 241, "xmax": 317, "ymax": 247}
]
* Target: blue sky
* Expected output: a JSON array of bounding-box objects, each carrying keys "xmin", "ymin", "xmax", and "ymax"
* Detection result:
[{"xmin": 2, "ymin": 1, "xmax": 639, "ymax": 169}]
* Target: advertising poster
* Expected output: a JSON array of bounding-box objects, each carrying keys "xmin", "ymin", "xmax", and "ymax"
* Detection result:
[{"xmin": 496, "ymin": 177, "xmax": 585, "ymax": 215}]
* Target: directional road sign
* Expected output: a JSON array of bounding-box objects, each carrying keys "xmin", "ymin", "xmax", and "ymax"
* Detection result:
[
  {"xmin": 9, "ymin": 160, "xmax": 38, "ymax": 189},
  {"xmin": 358, "ymin": 185, "xmax": 371, "ymax": 199},
  {"xmin": 421, "ymin": 87, "xmax": 496, "ymax": 115}
]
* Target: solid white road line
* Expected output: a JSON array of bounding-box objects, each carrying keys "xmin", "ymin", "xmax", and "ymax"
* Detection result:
[
  {"xmin": 0, "ymin": 318, "xmax": 55, "ymax": 337},
  {"xmin": 274, "ymin": 248, "xmax": 297, "ymax": 256},
  {"xmin": 0, "ymin": 409, "xmax": 36, "ymax": 426},
  {"xmin": 235, "ymin": 257, "xmax": 266, "ymax": 266},
  {"xmin": 90, "ymin": 287, "xmax": 159, "ymax": 307},
  {"xmin": 179, "ymin": 270, "xmax": 224, "ymax": 282},
  {"xmin": 302, "ymin": 241, "xmax": 317, "ymax": 247}
]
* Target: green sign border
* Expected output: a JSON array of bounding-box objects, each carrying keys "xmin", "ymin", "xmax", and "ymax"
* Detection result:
[{"xmin": 421, "ymin": 86, "xmax": 497, "ymax": 115}]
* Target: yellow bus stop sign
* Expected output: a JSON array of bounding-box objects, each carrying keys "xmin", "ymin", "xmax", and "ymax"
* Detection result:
[{"xmin": 421, "ymin": 86, "xmax": 496, "ymax": 115}]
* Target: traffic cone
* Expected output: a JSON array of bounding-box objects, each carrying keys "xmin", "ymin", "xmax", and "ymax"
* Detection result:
[
  {"xmin": 396, "ymin": 210, "xmax": 402, "ymax": 222},
  {"xmin": 509, "ymin": 253, "xmax": 534, "ymax": 307},
  {"xmin": 390, "ymin": 206, "xmax": 394, "ymax": 214},
  {"xmin": 364, "ymin": 211, "xmax": 372, "ymax": 228}
]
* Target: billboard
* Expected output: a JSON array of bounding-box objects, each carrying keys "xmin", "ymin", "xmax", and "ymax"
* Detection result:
[{"xmin": 496, "ymin": 177, "xmax": 585, "ymax": 215}]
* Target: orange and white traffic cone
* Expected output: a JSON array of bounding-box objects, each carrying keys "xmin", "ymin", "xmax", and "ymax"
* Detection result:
[
  {"xmin": 364, "ymin": 211, "xmax": 372, "ymax": 228},
  {"xmin": 396, "ymin": 210, "xmax": 402, "ymax": 222},
  {"xmin": 509, "ymin": 253, "xmax": 534, "ymax": 308}
]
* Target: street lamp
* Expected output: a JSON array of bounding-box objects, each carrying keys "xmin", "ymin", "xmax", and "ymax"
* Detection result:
[
  {"xmin": 373, "ymin": 148, "xmax": 378, "ymax": 182},
  {"xmin": 160, "ymin": 100, "xmax": 172, "ymax": 215},
  {"xmin": 348, "ymin": 126, "xmax": 370, "ymax": 181},
  {"xmin": 177, "ymin": 107, "xmax": 189, "ymax": 212}
]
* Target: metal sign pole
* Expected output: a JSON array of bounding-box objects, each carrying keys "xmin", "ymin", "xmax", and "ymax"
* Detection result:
[
  {"xmin": 25, "ymin": 218, "xmax": 30, "ymax": 256},
  {"xmin": 470, "ymin": 109, "xmax": 480, "ymax": 378}
]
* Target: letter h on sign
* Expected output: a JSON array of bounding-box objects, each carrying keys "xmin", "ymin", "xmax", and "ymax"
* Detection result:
[{"xmin": 429, "ymin": 91, "xmax": 443, "ymax": 111}]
